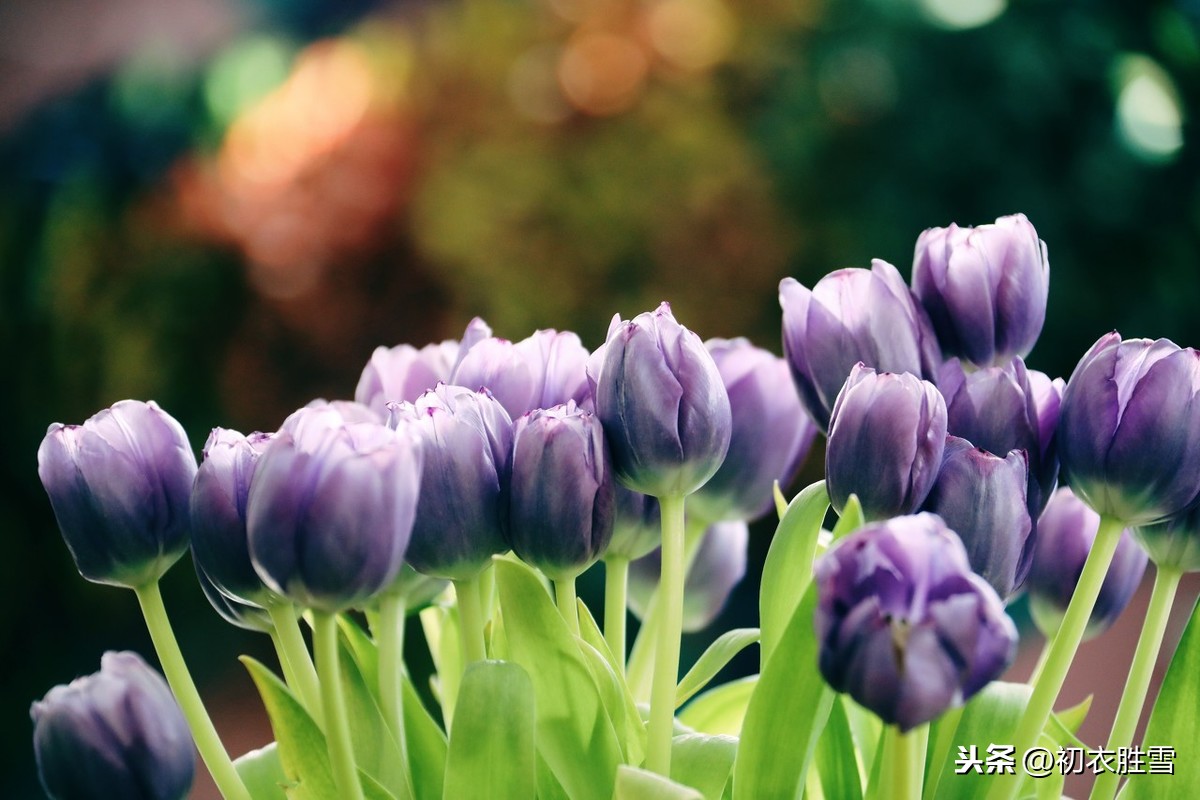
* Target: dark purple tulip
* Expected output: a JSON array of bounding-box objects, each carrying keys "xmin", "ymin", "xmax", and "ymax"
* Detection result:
[
  {"xmin": 32, "ymin": 651, "xmax": 194, "ymax": 800},
  {"xmin": 921, "ymin": 437, "xmax": 1034, "ymax": 599},
  {"xmin": 814, "ymin": 513, "xmax": 1017, "ymax": 731},
  {"xmin": 247, "ymin": 412, "xmax": 422, "ymax": 611},
  {"xmin": 195, "ymin": 561, "xmax": 273, "ymax": 633},
  {"xmin": 355, "ymin": 341, "xmax": 458, "ymax": 417},
  {"xmin": 779, "ymin": 260, "xmax": 941, "ymax": 430},
  {"xmin": 606, "ymin": 486, "xmax": 661, "ymax": 561},
  {"xmin": 1132, "ymin": 497, "xmax": 1200, "ymax": 573},
  {"xmin": 508, "ymin": 403, "xmax": 614, "ymax": 580},
  {"xmin": 388, "ymin": 384, "xmax": 513, "ymax": 580},
  {"xmin": 590, "ymin": 302, "xmax": 732, "ymax": 498},
  {"xmin": 1028, "ymin": 488, "xmax": 1147, "ymax": 638},
  {"xmin": 689, "ymin": 338, "xmax": 818, "ymax": 523},
  {"xmin": 825, "ymin": 365, "xmax": 947, "ymax": 520},
  {"xmin": 938, "ymin": 357, "xmax": 1059, "ymax": 514},
  {"xmin": 190, "ymin": 428, "xmax": 276, "ymax": 607},
  {"xmin": 37, "ymin": 400, "xmax": 197, "ymax": 589},
  {"xmin": 628, "ymin": 520, "xmax": 748, "ymax": 632},
  {"xmin": 912, "ymin": 213, "xmax": 1049, "ymax": 368},
  {"xmin": 1058, "ymin": 333, "xmax": 1200, "ymax": 525}
]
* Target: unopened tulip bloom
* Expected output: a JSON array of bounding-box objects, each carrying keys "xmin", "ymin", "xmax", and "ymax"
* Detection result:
[
  {"xmin": 508, "ymin": 403, "xmax": 614, "ymax": 580},
  {"xmin": 826, "ymin": 365, "xmax": 947, "ymax": 520},
  {"xmin": 355, "ymin": 341, "xmax": 458, "ymax": 417},
  {"xmin": 606, "ymin": 486, "xmax": 661, "ymax": 561},
  {"xmin": 1058, "ymin": 333, "xmax": 1200, "ymax": 525},
  {"xmin": 912, "ymin": 213, "xmax": 1049, "ymax": 368},
  {"xmin": 1132, "ymin": 496, "xmax": 1200, "ymax": 573},
  {"xmin": 921, "ymin": 437, "xmax": 1034, "ymax": 599},
  {"xmin": 32, "ymin": 651, "xmax": 194, "ymax": 800},
  {"xmin": 689, "ymin": 339, "xmax": 817, "ymax": 523},
  {"xmin": 516, "ymin": 328, "xmax": 593, "ymax": 410},
  {"xmin": 814, "ymin": 513, "xmax": 1017, "ymax": 731},
  {"xmin": 1028, "ymin": 488, "xmax": 1146, "ymax": 638},
  {"xmin": 450, "ymin": 337, "xmax": 537, "ymax": 419},
  {"xmin": 248, "ymin": 414, "xmax": 422, "ymax": 611},
  {"xmin": 38, "ymin": 400, "xmax": 197, "ymax": 589},
  {"xmin": 591, "ymin": 303, "xmax": 731, "ymax": 498},
  {"xmin": 452, "ymin": 329, "xmax": 592, "ymax": 418},
  {"xmin": 195, "ymin": 562, "xmax": 272, "ymax": 633},
  {"xmin": 780, "ymin": 260, "xmax": 941, "ymax": 430}
]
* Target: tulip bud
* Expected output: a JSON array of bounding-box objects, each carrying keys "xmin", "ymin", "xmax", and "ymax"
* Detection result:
[
  {"xmin": 37, "ymin": 400, "xmax": 197, "ymax": 589},
  {"xmin": 32, "ymin": 651, "xmax": 195, "ymax": 800},
  {"xmin": 780, "ymin": 260, "xmax": 941, "ymax": 430},
  {"xmin": 814, "ymin": 513, "xmax": 1017, "ymax": 731},
  {"xmin": 628, "ymin": 520, "xmax": 748, "ymax": 632},
  {"xmin": 389, "ymin": 384, "xmax": 513, "ymax": 580},
  {"xmin": 355, "ymin": 341, "xmax": 458, "ymax": 417},
  {"xmin": 920, "ymin": 437, "xmax": 1034, "ymax": 599},
  {"xmin": 1058, "ymin": 333, "xmax": 1200, "ymax": 525},
  {"xmin": 508, "ymin": 403, "xmax": 614, "ymax": 580},
  {"xmin": 248, "ymin": 414, "xmax": 422, "ymax": 611},
  {"xmin": 517, "ymin": 329, "xmax": 593, "ymax": 410},
  {"xmin": 825, "ymin": 365, "xmax": 947, "ymax": 520},
  {"xmin": 689, "ymin": 338, "xmax": 817, "ymax": 523},
  {"xmin": 912, "ymin": 213, "xmax": 1049, "ymax": 368},
  {"xmin": 1131, "ymin": 498, "xmax": 1200, "ymax": 573},
  {"xmin": 606, "ymin": 486, "xmax": 661, "ymax": 561},
  {"xmin": 1028, "ymin": 488, "xmax": 1147, "ymax": 638},
  {"xmin": 590, "ymin": 302, "xmax": 732, "ymax": 498},
  {"xmin": 194, "ymin": 561, "xmax": 273, "ymax": 633},
  {"xmin": 190, "ymin": 428, "xmax": 276, "ymax": 607},
  {"xmin": 452, "ymin": 329, "xmax": 592, "ymax": 417},
  {"xmin": 450, "ymin": 338, "xmax": 538, "ymax": 419}
]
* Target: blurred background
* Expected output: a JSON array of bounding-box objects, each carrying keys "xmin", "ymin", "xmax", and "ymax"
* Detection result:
[{"xmin": 4, "ymin": 0, "xmax": 1200, "ymax": 796}]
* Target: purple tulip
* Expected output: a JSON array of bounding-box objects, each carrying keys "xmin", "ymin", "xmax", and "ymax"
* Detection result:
[
  {"xmin": 921, "ymin": 437, "xmax": 1034, "ymax": 599},
  {"xmin": 355, "ymin": 341, "xmax": 458, "ymax": 417},
  {"xmin": 825, "ymin": 365, "xmax": 947, "ymax": 520},
  {"xmin": 388, "ymin": 384, "xmax": 513, "ymax": 580},
  {"xmin": 912, "ymin": 213, "xmax": 1049, "ymax": 368},
  {"xmin": 1028, "ymin": 488, "xmax": 1147, "ymax": 638},
  {"xmin": 590, "ymin": 303, "xmax": 732, "ymax": 498},
  {"xmin": 190, "ymin": 428, "xmax": 276, "ymax": 607},
  {"xmin": 938, "ymin": 357, "xmax": 1059, "ymax": 514},
  {"xmin": 37, "ymin": 400, "xmax": 197, "ymax": 589},
  {"xmin": 32, "ymin": 651, "xmax": 195, "ymax": 800},
  {"xmin": 451, "ymin": 329, "xmax": 592, "ymax": 417},
  {"xmin": 1132, "ymin": 497, "xmax": 1200, "ymax": 573},
  {"xmin": 247, "ymin": 411, "xmax": 422, "ymax": 611},
  {"xmin": 628, "ymin": 520, "xmax": 748, "ymax": 632},
  {"xmin": 779, "ymin": 260, "xmax": 941, "ymax": 430},
  {"xmin": 1058, "ymin": 333, "xmax": 1200, "ymax": 525},
  {"xmin": 508, "ymin": 403, "xmax": 614, "ymax": 580},
  {"xmin": 195, "ymin": 561, "xmax": 273, "ymax": 633},
  {"xmin": 814, "ymin": 513, "xmax": 1017, "ymax": 731},
  {"xmin": 606, "ymin": 486, "xmax": 661, "ymax": 561},
  {"xmin": 689, "ymin": 338, "xmax": 817, "ymax": 523}
]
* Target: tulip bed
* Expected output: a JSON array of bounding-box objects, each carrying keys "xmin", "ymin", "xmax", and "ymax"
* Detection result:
[{"xmin": 31, "ymin": 214, "xmax": 1200, "ymax": 800}]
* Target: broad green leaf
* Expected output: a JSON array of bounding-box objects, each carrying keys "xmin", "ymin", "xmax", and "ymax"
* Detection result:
[
  {"xmin": 733, "ymin": 583, "xmax": 834, "ymax": 800},
  {"xmin": 923, "ymin": 705, "xmax": 963, "ymax": 800},
  {"xmin": 577, "ymin": 632, "xmax": 647, "ymax": 766},
  {"xmin": 830, "ymin": 494, "xmax": 865, "ymax": 541},
  {"xmin": 678, "ymin": 675, "xmax": 758, "ymax": 736},
  {"xmin": 671, "ymin": 734, "xmax": 737, "ymax": 800},
  {"xmin": 1122, "ymin": 595, "xmax": 1200, "ymax": 800},
  {"xmin": 337, "ymin": 615, "xmax": 380, "ymax": 701},
  {"xmin": 614, "ymin": 765, "xmax": 704, "ymax": 800},
  {"xmin": 931, "ymin": 681, "xmax": 1030, "ymax": 800},
  {"xmin": 675, "ymin": 628, "xmax": 760, "ymax": 708},
  {"xmin": 760, "ymin": 479, "xmax": 829, "ymax": 662},
  {"xmin": 419, "ymin": 603, "xmax": 462, "ymax": 726},
  {"xmin": 577, "ymin": 598, "xmax": 625, "ymax": 681},
  {"xmin": 814, "ymin": 689, "xmax": 863, "ymax": 800},
  {"xmin": 495, "ymin": 559, "xmax": 623, "ymax": 800},
  {"xmin": 443, "ymin": 661, "xmax": 536, "ymax": 800},
  {"xmin": 234, "ymin": 742, "xmax": 289, "ymax": 800},
  {"xmin": 336, "ymin": 638, "xmax": 414, "ymax": 800}
]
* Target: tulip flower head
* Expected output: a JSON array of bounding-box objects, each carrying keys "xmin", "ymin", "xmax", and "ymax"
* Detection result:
[
  {"xmin": 38, "ymin": 400, "xmax": 198, "ymax": 589},
  {"xmin": 355, "ymin": 341, "xmax": 458, "ymax": 417},
  {"xmin": 606, "ymin": 485, "xmax": 662, "ymax": 561},
  {"xmin": 814, "ymin": 513, "xmax": 1017, "ymax": 731},
  {"xmin": 31, "ymin": 651, "xmax": 195, "ymax": 800},
  {"xmin": 1132, "ymin": 495, "xmax": 1200, "ymax": 573}
]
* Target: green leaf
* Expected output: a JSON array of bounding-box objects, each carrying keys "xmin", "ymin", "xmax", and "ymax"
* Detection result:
[
  {"xmin": 335, "ymin": 637, "xmax": 414, "ymax": 800},
  {"xmin": 494, "ymin": 559, "xmax": 623, "ymax": 800},
  {"xmin": 773, "ymin": 481, "xmax": 788, "ymax": 520},
  {"xmin": 1054, "ymin": 695, "xmax": 1092, "ymax": 736},
  {"xmin": 576, "ymin": 630, "xmax": 647, "ymax": 766},
  {"xmin": 577, "ymin": 598, "xmax": 625, "ymax": 681},
  {"xmin": 419, "ymin": 603, "xmax": 462, "ymax": 726},
  {"xmin": 733, "ymin": 582, "xmax": 834, "ymax": 800},
  {"xmin": 337, "ymin": 615, "xmax": 380, "ymax": 702},
  {"xmin": 814, "ymin": 690, "xmax": 863, "ymax": 800},
  {"xmin": 931, "ymin": 681, "xmax": 1030, "ymax": 800},
  {"xmin": 675, "ymin": 628, "xmax": 760, "ymax": 708},
  {"xmin": 234, "ymin": 742, "xmax": 290, "ymax": 800},
  {"xmin": 399, "ymin": 672, "xmax": 447, "ymax": 800},
  {"xmin": 671, "ymin": 733, "xmax": 737, "ymax": 800},
  {"xmin": 678, "ymin": 675, "xmax": 758, "ymax": 736},
  {"xmin": 760, "ymin": 479, "xmax": 829, "ymax": 662},
  {"xmin": 443, "ymin": 660, "xmax": 536, "ymax": 800},
  {"xmin": 1122, "ymin": 595, "xmax": 1200, "ymax": 800},
  {"xmin": 830, "ymin": 494, "xmax": 865, "ymax": 542},
  {"xmin": 614, "ymin": 765, "xmax": 704, "ymax": 800},
  {"xmin": 842, "ymin": 697, "xmax": 883, "ymax": 790}
]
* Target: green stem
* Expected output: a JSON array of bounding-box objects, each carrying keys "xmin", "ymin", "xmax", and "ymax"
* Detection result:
[
  {"xmin": 377, "ymin": 593, "xmax": 416, "ymax": 800},
  {"xmin": 881, "ymin": 725, "xmax": 921, "ymax": 800},
  {"xmin": 1090, "ymin": 566, "xmax": 1183, "ymax": 800},
  {"xmin": 646, "ymin": 493, "xmax": 686, "ymax": 777},
  {"xmin": 268, "ymin": 628, "xmax": 302, "ymax": 698},
  {"xmin": 555, "ymin": 577, "xmax": 580, "ymax": 637},
  {"xmin": 985, "ymin": 516, "xmax": 1125, "ymax": 800},
  {"xmin": 1027, "ymin": 637, "xmax": 1053, "ymax": 687},
  {"xmin": 605, "ymin": 557, "xmax": 629, "ymax": 672},
  {"xmin": 454, "ymin": 576, "xmax": 487, "ymax": 666},
  {"xmin": 267, "ymin": 601, "xmax": 323, "ymax": 728},
  {"xmin": 134, "ymin": 582, "xmax": 252, "ymax": 800},
  {"xmin": 314, "ymin": 611, "xmax": 364, "ymax": 800}
]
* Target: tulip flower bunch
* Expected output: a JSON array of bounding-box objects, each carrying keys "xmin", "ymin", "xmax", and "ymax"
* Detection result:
[{"xmin": 30, "ymin": 214, "xmax": 1200, "ymax": 800}]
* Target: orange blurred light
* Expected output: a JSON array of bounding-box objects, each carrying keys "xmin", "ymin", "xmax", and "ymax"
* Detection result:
[{"xmin": 558, "ymin": 32, "xmax": 649, "ymax": 115}]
